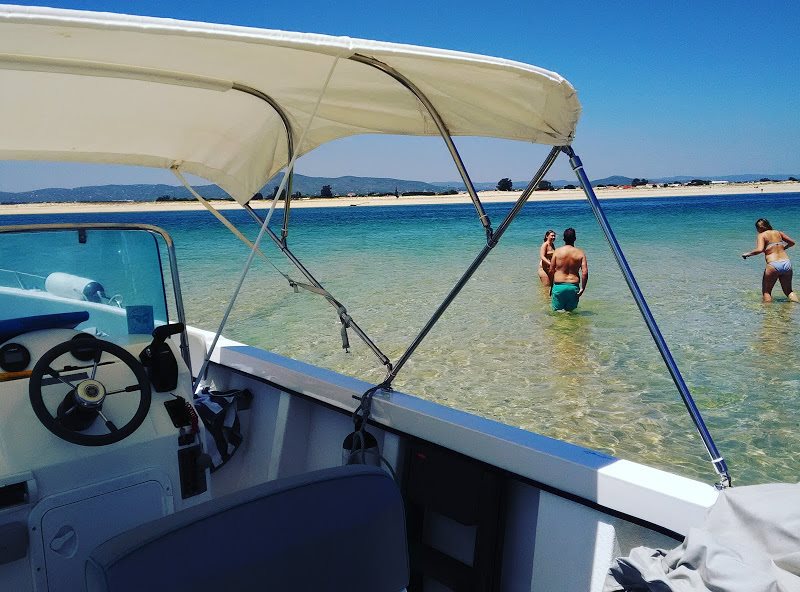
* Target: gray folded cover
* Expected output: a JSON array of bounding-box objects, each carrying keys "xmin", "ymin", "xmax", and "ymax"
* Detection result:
[{"xmin": 605, "ymin": 482, "xmax": 800, "ymax": 592}]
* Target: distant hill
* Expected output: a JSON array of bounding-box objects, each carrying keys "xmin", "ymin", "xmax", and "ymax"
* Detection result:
[
  {"xmin": 432, "ymin": 180, "xmax": 582, "ymax": 190},
  {"xmin": 0, "ymin": 174, "xmax": 442, "ymax": 204},
  {"xmin": 585, "ymin": 174, "xmax": 799, "ymax": 188},
  {"xmin": 430, "ymin": 181, "xmax": 499, "ymax": 191},
  {"xmin": 264, "ymin": 173, "xmax": 442, "ymax": 196},
  {"xmin": 589, "ymin": 176, "xmax": 634, "ymax": 187},
  {"xmin": 0, "ymin": 183, "xmax": 229, "ymax": 204},
  {"xmin": 434, "ymin": 173, "xmax": 799, "ymax": 190},
  {"xmin": 650, "ymin": 174, "xmax": 799, "ymax": 184},
  {"xmin": 1, "ymin": 172, "xmax": 797, "ymax": 204}
]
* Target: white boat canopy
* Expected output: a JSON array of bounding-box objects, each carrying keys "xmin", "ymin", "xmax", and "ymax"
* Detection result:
[{"xmin": 0, "ymin": 4, "xmax": 580, "ymax": 204}]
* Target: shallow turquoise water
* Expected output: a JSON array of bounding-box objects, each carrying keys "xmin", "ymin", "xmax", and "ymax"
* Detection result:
[{"xmin": 6, "ymin": 192, "xmax": 800, "ymax": 486}]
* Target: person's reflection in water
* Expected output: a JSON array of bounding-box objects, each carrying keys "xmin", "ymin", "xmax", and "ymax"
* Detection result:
[
  {"xmin": 536, "ymin": 311, "xmax": 600, "ymax": 444},
  {"xmin": 754, "ymin": 304, "xmax": 796, "ymax": 362},
  {"xmin": 543, "ymin": 310, "xmax": 593, "ymax": 390}
]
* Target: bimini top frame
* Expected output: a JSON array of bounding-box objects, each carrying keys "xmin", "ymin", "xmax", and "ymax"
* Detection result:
[
  {"xmin": 0, "ymin": 4, "xmax": 580, "ymax": 204},
  {"xmin": 0, "ymin": 5, "xmax": 730, "ymax": 487}
]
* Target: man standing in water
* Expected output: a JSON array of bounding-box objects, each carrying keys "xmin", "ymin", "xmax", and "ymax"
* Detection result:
[{"xmin": 547, "ymin": 227, "xmax": 588, "ymax": 311}]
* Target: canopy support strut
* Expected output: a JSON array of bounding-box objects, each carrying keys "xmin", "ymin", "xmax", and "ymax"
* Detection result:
[
  {"xmin": 231, "ymin": 82, "xmax": 295, "ymax": 243},
  {"xmin": 350, "ymin": 54, "xmax": 494, "ymax": 241},
  {"xmin": 227, "ymin": 80, "xmax": 389, "ymax": 368},
  {"xmin": 385, "ymin": 146, "xmax": 561, "ymax": 384},
  {"xmin": 193, "ymin": 56, "xmax": 342, "ymax": 388},
  {"xmin": 563, "ymin": 146, "xmax": 731, "ymax": 488},
  {"xmin": 280, "ymin": 171, "xmax": 293, "ymax": 244},
  {"xmin": 242, "ymin": 204, "xmax": 392, "ymax": 371}
]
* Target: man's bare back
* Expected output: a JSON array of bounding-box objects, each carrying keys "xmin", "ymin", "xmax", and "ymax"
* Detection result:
[
  {"xmin": 547, "ymin": 228, "xmax": 588, "ymax": 311},
  {"xmin": 550, "ymin": 245, "xmax": 588, "ymax": 293}
]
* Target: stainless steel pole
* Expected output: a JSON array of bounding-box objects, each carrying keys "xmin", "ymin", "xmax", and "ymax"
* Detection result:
[
  {"xmin": 230, "ymin": 83, "xmax": 294, "ymax": 243},
  {"xmin": 563, "ymin": 146, "xmax": 731, "ymax": 488},
  {"xmin": 161, "ymin": 229, "xmax": 193, "ymax": 378},
  {"xmin": 387, "ymin": 147, "xmax": 561, "ymax": 382},
  {"xmin": 349, "ymin": 54, "xmax": 493, "ymax": 239},
  {"xmin": 243, "ymin": 205, "xmax": 392, "ymax": 371},
  {"xmin": 281, "ymin": 171, "xmax": 294, "ymax": 243}
]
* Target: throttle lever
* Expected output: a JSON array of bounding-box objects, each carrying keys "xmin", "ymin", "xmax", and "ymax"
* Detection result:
[{"xmin": 140, "ymin": 323, "xmax": 184, "ymax": 392}]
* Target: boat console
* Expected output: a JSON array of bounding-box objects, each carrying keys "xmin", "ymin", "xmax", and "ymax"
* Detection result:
[{"xmin": 0, "ymin": 225, "xmax": 210, "ymax": 591}]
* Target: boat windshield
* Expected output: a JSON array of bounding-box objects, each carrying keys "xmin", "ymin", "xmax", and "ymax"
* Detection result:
[{"xmin": 0, "ymin": 227, "xmax": 169, "ymax": 341}]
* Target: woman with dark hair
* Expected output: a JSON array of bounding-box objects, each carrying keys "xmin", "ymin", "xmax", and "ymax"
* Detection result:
[
  {"xmin": 742, "ymin": 218, "xmax": 799, "ymax": 302},
  {"xmin": 538, "ymin": 229, "xmax": 557, "ymax": 286}
]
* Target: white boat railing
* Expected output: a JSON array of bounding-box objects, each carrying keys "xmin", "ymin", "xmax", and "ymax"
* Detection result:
[{"xmin": 0, "ymin": 268, "xmax": 46, "ymax": 290}]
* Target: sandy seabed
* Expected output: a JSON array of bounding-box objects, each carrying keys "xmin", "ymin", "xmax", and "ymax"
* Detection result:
[{"xmin": 1, "ymin": 182, "xmax": 799, "ymax": 215}]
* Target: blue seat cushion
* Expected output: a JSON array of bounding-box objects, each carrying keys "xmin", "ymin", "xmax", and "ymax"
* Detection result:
[{"xmin": 86, "ymin": 464, "xmax": 409, "ymax": 592}]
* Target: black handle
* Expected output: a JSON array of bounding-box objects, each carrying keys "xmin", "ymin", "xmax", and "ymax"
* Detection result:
[{"xmin": 151, "ymin": 323, "xmax": 185, "ymax": 346}]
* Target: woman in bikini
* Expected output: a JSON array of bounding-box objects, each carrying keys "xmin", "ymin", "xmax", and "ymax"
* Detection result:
[
  {"xmin": 741, "ymin": 218, "xmax": 799, "ymax": 303},
  {"xmin": 538, "ymin": 229, "xmax": 557, "ymax": 286}
]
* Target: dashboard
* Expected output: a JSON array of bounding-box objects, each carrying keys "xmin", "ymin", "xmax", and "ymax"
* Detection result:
[{"xmin": 0, "ymin": 321, "xmax": 205, "ymax": 502}]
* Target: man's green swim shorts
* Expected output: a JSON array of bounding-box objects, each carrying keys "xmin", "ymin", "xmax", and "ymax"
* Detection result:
[{"xmin": 551, "ymin": 282, "xmax": 579, "ymax": 311}]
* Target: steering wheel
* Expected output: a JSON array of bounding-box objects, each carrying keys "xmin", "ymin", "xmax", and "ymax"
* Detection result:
[{"xmin": 29, "ymin": 338, "xmax": 152, "ymax": 446}]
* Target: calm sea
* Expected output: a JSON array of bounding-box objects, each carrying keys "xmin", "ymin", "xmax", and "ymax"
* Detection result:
[{"xmin": 5, "ymin": 192, "xmax": 800, "ymax": 486}]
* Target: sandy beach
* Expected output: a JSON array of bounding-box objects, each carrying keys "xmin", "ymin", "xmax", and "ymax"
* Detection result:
[{"xmin": 1, "ymin": 181, "xmax": 798, "ymax": 215}]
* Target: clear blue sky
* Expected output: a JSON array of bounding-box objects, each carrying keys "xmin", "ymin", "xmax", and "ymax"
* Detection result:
[{"xmin": 1, "ymin": 0, "xmax": 798, "ymax": 191}]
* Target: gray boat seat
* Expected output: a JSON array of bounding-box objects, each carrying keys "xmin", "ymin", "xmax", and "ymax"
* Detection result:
[{"xmin": 86, "ymin": 464, "xmax": 409, "ymax": 592}]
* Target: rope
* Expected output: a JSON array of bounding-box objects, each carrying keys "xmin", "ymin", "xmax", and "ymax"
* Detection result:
[
  {"xmin": 192, "ymin": 54, "xmax": 341, "ymax": 390},
  {"xmin": 350, "ymin": 382, "xmax": 389, "ymax": 460},
  {"xmin": 346, "ymin": 380, "xmax": 399, "ymax": 481},
  {"xmin": 287, "ymin": 279, "xmax": 330, "ymax": 297}
]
